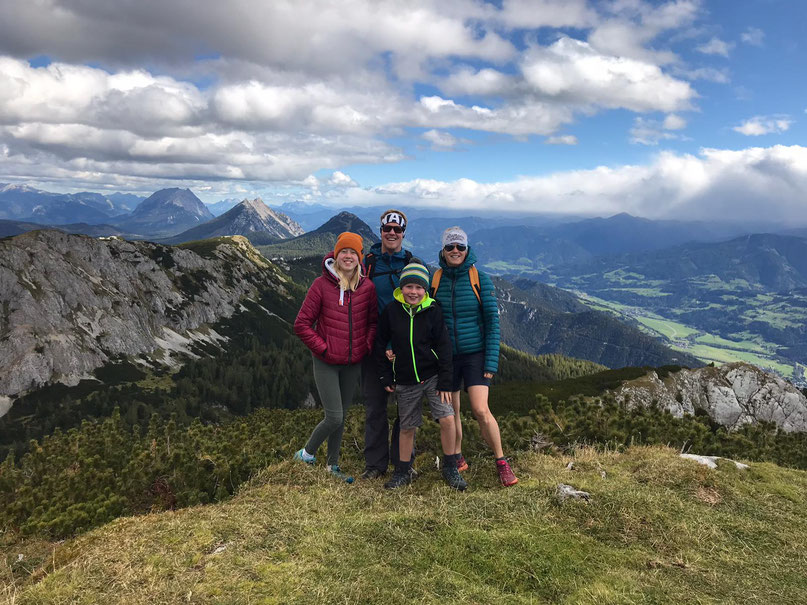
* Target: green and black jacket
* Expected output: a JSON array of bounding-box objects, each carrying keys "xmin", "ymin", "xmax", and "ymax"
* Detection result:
[{"xmin": 374, "ymin": 289, "xmax": 453, "ymax": 390}]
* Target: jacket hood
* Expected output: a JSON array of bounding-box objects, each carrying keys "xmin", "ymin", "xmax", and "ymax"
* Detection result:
[
  {"xmin": 321, "ymin": 251, "xmax": 338, "ymax": 283},
  {"xmin": 438, "ymin": 245, "xmax": 478, "ymax": 273}
]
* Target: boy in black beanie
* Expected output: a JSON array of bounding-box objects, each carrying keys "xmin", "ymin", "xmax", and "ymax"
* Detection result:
[{"xmin": 374, "ymin": 259, "xmax": 466, "ymax": 491}]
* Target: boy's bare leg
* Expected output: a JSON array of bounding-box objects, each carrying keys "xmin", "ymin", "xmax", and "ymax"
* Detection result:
[
  {"xmin": 398, "ymin": 428, "xmax": 416, "ymax": 463},
  {"xmin": 438, "ymin": 415, "xmax": 456, "ymax": 456},
  {"xmin": 467, "ymin": 385, "xmax": 505, "ymax": 459},
  {"xmin": 451, "ymin": 390, "xmax": 462, "ymax": 455}
]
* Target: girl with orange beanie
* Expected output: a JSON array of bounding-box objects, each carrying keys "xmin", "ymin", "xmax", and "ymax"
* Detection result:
[{"xmin": 293, "ymin": 232, "xmax": 377, "ymax": 482}]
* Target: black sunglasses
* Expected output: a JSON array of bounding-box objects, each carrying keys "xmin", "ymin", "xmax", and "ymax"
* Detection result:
[
  {"xmin": 443, "ymin": 244, "xmax": 467, "ymax": 252},
  {"xmin": 381, "ymin": 225, "xmax": 404, "ymax": 233}
]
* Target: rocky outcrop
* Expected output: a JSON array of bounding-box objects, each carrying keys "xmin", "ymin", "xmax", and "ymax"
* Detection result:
[
  {"xmin": 613, "ymin": 363, "xmax": 807, "ymax": 432},
  {"xmin": 0, "ymin": 230, "xmax": 292, "ymax": 399}
]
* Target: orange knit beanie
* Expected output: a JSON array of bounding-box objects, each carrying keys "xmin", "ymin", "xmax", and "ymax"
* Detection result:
[{"xmin": 334, "ymin": 231, "xmax": 364, "ymax": 262}]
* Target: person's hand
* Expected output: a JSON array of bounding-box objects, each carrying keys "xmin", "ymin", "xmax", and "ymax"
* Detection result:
[
  {"xmin": 385, "ymin": 349, "xmax": 396, "ymax": 362},
  {"xmin": 384, "ymin": 385, "xmax": 395, "ymax": 393},
  {"xmin": 438, "ymin": 390, "xmax": 451, "ymax": 404},
  {"xmin": 483, "ymin": 372, "xmax": 494, "ymax": 379}
]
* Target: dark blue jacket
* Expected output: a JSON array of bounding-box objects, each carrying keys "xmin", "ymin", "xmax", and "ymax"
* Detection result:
[
  {"xmin": 433, "ymin": 246, "xmax": 500, "ymax": 374},
  {"xmin": 363, "ymin": 242, "xmax": 412, "ymax": 314}
]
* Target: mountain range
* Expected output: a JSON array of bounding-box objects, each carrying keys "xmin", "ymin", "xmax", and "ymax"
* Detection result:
[{"xmin": 0, "ymin": 184, "xmax": 138, "ymax": 224}]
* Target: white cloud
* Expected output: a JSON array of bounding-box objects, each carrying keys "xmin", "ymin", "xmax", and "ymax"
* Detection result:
[
  {"xmin": 520, "ymin": 37, "xmax": 695, "ymax": 113},
  {"xmin": 672, "ymin": 66, "xmax": 730, "ymax": 83},
  {"xmin": 733, "ymin": 115, "xmax": 792, "ymax": 136},
  {"xmin": 741, "ymin": 27, "xmax": 764, "ymax": 46},
  {"xmin": 696, "ymin": 37, "xmax": 733, "ymax": 57},
  {"xmin": 630, "ymin": 117, "xmax": 683, "ymax": 145},
  {"xmin": 421, "ymin": 129, "xmax": 462, "ymax": 150},
  {"xmin": 328, "ymin": 171, "xmax": 358, "ymax": 187},
  {"xmin": 0, "ymin": 0, "xmax": 516, "ymax": 78},
  {"xmin": 340, "ymin": 145, "xmax": 807, "ymax": 224},
  {"xmin": 545, "ymin": 135, "xmax": 578, "ymax": 145},
  {"xmin": 663, "ymin": 114, "xmax": 687, "ymax": 130}
]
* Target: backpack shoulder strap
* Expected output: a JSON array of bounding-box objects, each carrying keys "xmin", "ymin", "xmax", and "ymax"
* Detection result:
[
  {"xmin": 469, "ymin": 266, "xmax": 482, "ymax": 305},
  {"xmin": 364, "ymin": 252, "xmax": 377, "ymax": 280},
  {"xmin": 430, "ymin": 266, "xmax": 481, "ymax": 304},
  {"xmin": 430, "ymin": 268, "xmax": 443, "ymax": 297}
]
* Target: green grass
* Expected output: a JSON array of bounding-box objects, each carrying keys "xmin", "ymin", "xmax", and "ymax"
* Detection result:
[
  {"xmin": 694, "ymin": 334, "xmax": 769, "ymax": 354},
  {"xmin": 685, "ymin": 344, "xmax": 794, "ymax": 377},
  {"xmin": 633, "ymin": 316, "xmax": 698, "ymax": 340},
  {"xmin": 605, "ymin": 287, "xmax": 671, "ymax": 297},
  {"xmin": 5, "ymin": 446, "xmax": 807, "ymax": 604}
]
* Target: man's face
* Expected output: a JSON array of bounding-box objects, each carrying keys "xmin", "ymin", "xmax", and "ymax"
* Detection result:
[
  {"xmin": 401, "ymin": 283, "xmax": 426, "ymax": 305},
  {"xmin": 380, "ymin": 221, "xmax": 404, "ymax": 253}
]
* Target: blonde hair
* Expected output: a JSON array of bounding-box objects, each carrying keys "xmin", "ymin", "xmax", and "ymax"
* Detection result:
[{"xmin": 334, "ymin": 259, "xmax": 362, "ymax": 291}]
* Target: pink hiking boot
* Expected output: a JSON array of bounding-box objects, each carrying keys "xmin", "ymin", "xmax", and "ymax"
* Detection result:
[{"xmin": 496, "ymin": 459, "xmax": 518, "ymax": 487}]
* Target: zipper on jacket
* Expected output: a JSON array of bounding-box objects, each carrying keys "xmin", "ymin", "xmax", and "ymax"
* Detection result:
[
  {"xmin": 409, "ymin": 306, "xmax": 420, "ymax": 382},
  {"xmin": 450, "ymin": 273, "xmax": 459, "ymax": 355},
  {"xmin": 348, "ymin": 290, "xmax": 353, "ymax": 364}
]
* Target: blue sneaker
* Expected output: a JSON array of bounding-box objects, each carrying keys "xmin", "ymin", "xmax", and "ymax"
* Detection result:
[
  {"xmin": 293, "ymin": 448, "xmax": 315, "ymax": 465},
  {"xmin": 327, "ymin": 465, "xmax": 354, "ymax": 484}
]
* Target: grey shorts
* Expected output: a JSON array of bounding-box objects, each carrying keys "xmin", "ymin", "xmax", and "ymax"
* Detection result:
[{"xmin": 395, "ymin": 375, "xmax": 454, "ymax": 430}]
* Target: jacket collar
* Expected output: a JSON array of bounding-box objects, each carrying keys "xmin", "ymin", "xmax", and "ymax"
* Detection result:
[
  {"xmin": 393, "ymin": 287, "xmax": 435, "ymax": 313},
  {"xmin": 370, "ymin": 241, "xmax": 408, "ymax": 261}
]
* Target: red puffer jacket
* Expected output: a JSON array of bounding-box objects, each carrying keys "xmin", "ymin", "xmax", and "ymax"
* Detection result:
[{"xmin": 294, "ymin": 253, "xmax": 378, "ymax": 365}]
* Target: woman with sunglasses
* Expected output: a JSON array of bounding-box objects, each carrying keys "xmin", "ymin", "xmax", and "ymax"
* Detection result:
[{"xmin": 431, "ymin": 226, "xmax": 518, "ymax": 487}]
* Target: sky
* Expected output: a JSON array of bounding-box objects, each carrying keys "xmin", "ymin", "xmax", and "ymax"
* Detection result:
[{"xmin": 0, "ymin": 0, "xmax": 806, "ymax": 223}]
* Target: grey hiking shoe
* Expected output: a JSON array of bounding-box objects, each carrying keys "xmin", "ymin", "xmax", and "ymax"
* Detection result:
[
  {"xmin": 442, "ymin": 465, "xmax": 468, "ymax": 491},
  {"xmin": 327, "ymin": 465, "xmax": 354, "ymax": 484},
  {"xmin": 384, "ymin": 471, "xmax": 413, "ymax": 489},
  {"xmin": 360, "ymin": 468, "xmax": 385, "ymax": 480}
]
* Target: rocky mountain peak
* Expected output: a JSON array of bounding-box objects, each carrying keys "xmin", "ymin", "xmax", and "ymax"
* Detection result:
[
  {"xmin": 313, "ymin": 211, "xmax": 376, "ymax": 240},
  {"xmin": 115, "ymin": 188, "xmax": 214, "ymax": 236}
]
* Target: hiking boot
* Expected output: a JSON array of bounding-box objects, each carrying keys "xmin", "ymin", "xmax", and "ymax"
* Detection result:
[
  {"xmin": 293, "ymin": 448, "xmax": 315, "ymax": 465},
  {"xmin": 456, "ymin": 455, "xmax": 469, "ymax": 473},
  {"xmin": 442, "ymin": 465, "xmax": 468, "ymax": 491},
  {"xmin": 327, "ymin": 465, "xmax": 354, "ymax": 484},
  {"xmin": 360, "ymin": 468, "xmax": 385, "ymax": 480},
  {"xmin": 497, "ymin": 459, "xmax": 518, "ymax": 487},
  {"xmin": 384, "ymin": 471, "xmax": 413, "ymax": 490}
]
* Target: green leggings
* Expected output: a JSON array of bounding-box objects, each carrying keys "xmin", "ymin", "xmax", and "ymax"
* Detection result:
[{"xmin": 304, "ymin": 355, "xmax": 361, "ymax": 466}]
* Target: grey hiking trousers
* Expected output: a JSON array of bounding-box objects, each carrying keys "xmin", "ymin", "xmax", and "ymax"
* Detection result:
[{"xmin": 304, "ymin": 355, "xmax": 361, "ymax": 466}]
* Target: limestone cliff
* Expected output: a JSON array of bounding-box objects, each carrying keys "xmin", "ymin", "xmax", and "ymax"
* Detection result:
[
  {"xmin": 613, "ymin": 363, "xmax": 807, "ymax": 432},
  {"xmin": 0, "ymin": 230, "xmax": 292, "ymax": 399}
]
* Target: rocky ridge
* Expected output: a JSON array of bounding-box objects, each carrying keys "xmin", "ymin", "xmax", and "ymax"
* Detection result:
[
  {"xmin": 0, "ymin": 230, "xmax": 292, "ymax": 400},
  {"xmin": 614, "ymin": 362, "xmax": 807, "ymax": 432}
]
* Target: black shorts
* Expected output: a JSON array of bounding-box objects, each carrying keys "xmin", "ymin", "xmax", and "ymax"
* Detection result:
[{"xmin": 451, "ymin": 351, "xmax": 491, "ymax": 392}]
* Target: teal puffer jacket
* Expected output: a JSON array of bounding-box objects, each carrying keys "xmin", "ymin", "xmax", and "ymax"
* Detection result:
[{"xmin": 433, "ymin": 246, "xmax": 500, "ymax": 374}]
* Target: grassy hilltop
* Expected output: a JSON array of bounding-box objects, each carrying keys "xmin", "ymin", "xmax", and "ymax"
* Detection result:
[{"xmin": 4, "ymin": 445, "xmax": 806, "ymax": 604}]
